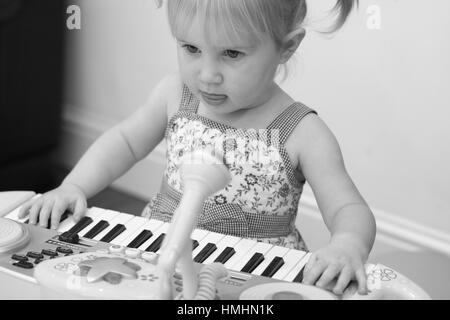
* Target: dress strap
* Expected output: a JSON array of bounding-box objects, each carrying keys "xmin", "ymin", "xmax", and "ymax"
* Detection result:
[
  {"xmin": 266, "ymin": 102, "xmax": 317, "ymax": 145},
  {"xmin": 179, "ymin": 84, "xmax": 200, "ymax": 113}
]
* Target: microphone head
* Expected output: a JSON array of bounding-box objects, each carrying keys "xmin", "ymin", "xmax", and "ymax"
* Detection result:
[{"xmin": 179, "ymin": 150, "xmax": 231, "ymax": 197}]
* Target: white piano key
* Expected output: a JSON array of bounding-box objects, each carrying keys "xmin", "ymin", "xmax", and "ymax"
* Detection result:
[
  {"xmin": 119, "ymin": 218, "xmax": 165, "ymax": 247},
  {"xmin": 222, "ymin": 238, "xmax": 258, "ymax": 270},
  {"xmin": 4, "ymin": 194, "xmax": 42, "ymax": 223},
  {"xmin": 191, "ymin": 228, "xmax": 210, "ymax": 246},
  {"xmin": 251, "ymin": 245, "xmax": 290, "ymax": 276},
  {"xmin": 202, "ymin": 235, "xmax": 242, "ymax": 265},
  {"xmin": 110, "ymin": 216, "xmax": 152, "ymax": 246},
  {"xmin": 56, "ymin": 215, "xmax": 78, "ymax": 233},
  {"xmin": 77, "ymin": 207, "xmax": 114, "ymax": 237},
  {"xmin": 230, "ymin": 241, "xmax": 274, "ymax": 272},
  {"xmin": 92, "ymin": 211, "xmax": 135, "ymax": 241},
  {"xmin": 271, "ymin": 248, "xmax": 308, "ymax": 280},
  {"xmin": 137, "ymin": 222, "xmax": 169, "ymax": 252},
  {"xmin": 283, "ymin": 252, "xmax": 311, "ymax": 282}
]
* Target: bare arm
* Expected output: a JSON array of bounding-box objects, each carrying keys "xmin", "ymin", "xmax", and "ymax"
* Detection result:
[
  {"xmin": 294, "ymin": 114, "xmax": 376, "ymax": 294},
  {"xmin": 19, "ymin": 73, "xmax": 182, "ymax": 227}
]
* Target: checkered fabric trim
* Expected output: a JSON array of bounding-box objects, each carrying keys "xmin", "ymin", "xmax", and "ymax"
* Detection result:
[
  {"xmin": 146, "ymin": 180, "xmax": 295, "ymax": 239},
  {"xmin": 168, "ymin": 84, "xmax": 317, "ymax": 187}
]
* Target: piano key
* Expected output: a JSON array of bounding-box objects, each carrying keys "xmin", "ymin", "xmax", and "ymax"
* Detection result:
[
  {"xmin": 271, "ymin": 249, "xmax": 308, "ymax": 280},
  {"xmin": 4, "ymin": 194, "xmax": 42, "ymax": 223},
  {"xmin": 222, "ymin": 239, "xmax": 259, "ymax": 269},
  {"xmin": 214, "ymin": 247, "xmax": 235, "ymax": 264},
  {"xmin": 192, "ymin": 239, "xmax": 199, "ymax": 250},
  {"xmin": 144, "ymin": 233, "xmax": 166, "ymax": 252},
  {"xmin": 66, "ymin": 216, "xmax": 93, "ymax": 235},
  {"xmin": 77, "ymin": 207, "xmax": 111, "ymax": 237},
  {"xmin": 190, "ymin": 229, "xmax": 210, "ymax": 250},
  {"xmin": 126, "ymin": 229, "xmax": 153, "ymax": 248},
  {"xmin": 83, "ymin": 220, "xmax": 109, "ymax": 239},
  {"xmin": 110, "ymin": 216, "xmax": 153, "ymax": 246},
  {"xmin": 56, "ymin": 215, "xmax": 78, "ymax": 233},
  {"xmin": 203, "ymin": 235, "xmax": 241, "ymax": 264},
  {"xmin": 261, "ymin": 256, "xmax": 285, "ymax": 278},
  {"xmin": 193, "ymin": 243, "xmax": 217, "ymax": 263},
  {"xmin": 93, "ymin": 212, "xmax": 135, "ymax": 241},
  {"xmin": 283, "ymin": 252, "xmax": 311, "ymax": 282},
  {"xmin": 137, "ymin": 223, "xmax": 169, "ymax": 253},
  {"xmin": 230, "ymin": 242, "xmax": 273, "ymax": 272},
  {"xmin": 192, "ymin": 231, "xmax": 225, "ymax": 258},
  {"xmin": 251, "ymin": 245, "xmax": 290, "ymax": 276},
  {"xmin": 56, "ymin": 207, "xmax": 105, "ymax": 234},
  {"xmin": 100, "ymin": 224, "xmax": 126, "ymax": 243},
  {"xmin": 121, "ymin": 218, "xmax": 165, "ymax": 248},
  {"xmin": 240, "ymin": 252, "xmax": 265, "ymax": 273},
  {"xmin": 293, "ymin": 265, "xmax": 305, "ymax": 283}
]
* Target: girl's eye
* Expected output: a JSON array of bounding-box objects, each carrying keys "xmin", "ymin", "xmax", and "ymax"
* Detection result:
[
  {"xmin": 183, "ymin": 44, "xmax": 200, "ymax": 54},
  {"xmin": 224, "ymin": 50, "xmax": 243, "ymax": 59}
]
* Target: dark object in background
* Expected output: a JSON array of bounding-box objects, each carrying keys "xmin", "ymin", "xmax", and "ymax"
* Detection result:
[{"xmin": 0, "ymin": 0, "xmax": 65, "ymax": 192}]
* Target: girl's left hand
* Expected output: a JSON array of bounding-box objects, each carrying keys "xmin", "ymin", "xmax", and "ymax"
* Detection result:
[{"xmin": 301, "ymin": 242, "xmax": 368, "ymax": 295}]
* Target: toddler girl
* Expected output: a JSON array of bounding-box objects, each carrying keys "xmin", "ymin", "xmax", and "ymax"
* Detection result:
[{"xmin": 20, "ymin": 0, "xmax": 376, "ymax": 296}]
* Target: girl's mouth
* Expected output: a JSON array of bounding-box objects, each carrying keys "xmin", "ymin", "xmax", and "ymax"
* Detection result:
[{"xmin": 200, "ymin": 91, "xmax": 228, "ymax": 106}]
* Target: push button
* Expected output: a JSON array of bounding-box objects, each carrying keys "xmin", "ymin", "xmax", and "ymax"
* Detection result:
[
  {"xmin": 56, "ymin": 247, "xmax": 73, "ymax": 255},
  {"xmin": 41, "ymin": 249, "xmax": 58, "ymax": 257},
  {"xmin": 26, "ymin": 251, "xmax": 44, "ymax": 259},
  {"xmin": 13, "ymin": 261, "xmax": 34, "ymax": 269},
  {"xmin": 11, "ymin": 254, "xmax": 28, "ymax": 262}
]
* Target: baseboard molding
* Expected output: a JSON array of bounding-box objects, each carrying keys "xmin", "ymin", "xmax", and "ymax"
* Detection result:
[{"xmin": 58, "ymin": 104, "xmax": 450, "ymax": 257}]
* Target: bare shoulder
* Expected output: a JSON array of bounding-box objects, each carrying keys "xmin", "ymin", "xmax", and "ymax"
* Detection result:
[{"xmin": 285, "ymin": 112, "xmax": 343, "ymax": 170}]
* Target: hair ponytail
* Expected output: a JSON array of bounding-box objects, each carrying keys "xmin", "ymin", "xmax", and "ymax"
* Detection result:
[{"xmin": 325, "ymin": 0, "xmax": 359, "ymax": 33}]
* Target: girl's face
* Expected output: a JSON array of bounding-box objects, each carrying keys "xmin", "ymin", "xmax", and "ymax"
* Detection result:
[{"xmin": 176, "ymin": 16, "xmax": 284, "ymax": 116}]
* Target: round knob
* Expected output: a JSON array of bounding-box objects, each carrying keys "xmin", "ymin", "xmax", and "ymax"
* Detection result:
[{"xmin": 109, "ymin": 245, "xmax": 124, "ymax": 254}]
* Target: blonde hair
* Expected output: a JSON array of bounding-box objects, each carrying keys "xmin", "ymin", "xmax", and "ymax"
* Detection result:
[{"xmin": 159, "ymin": 0, "xmax": 358, "ymax": 80}]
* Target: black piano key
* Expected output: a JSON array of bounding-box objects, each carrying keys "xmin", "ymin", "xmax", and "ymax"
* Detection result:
[
  {"xmin": 83, "ymin": 220, "xmax": 110, "ymax": 239},
  {"xmin": 293, "ymin": 266, "xmax": 306, "ymax": 283},
  {"xmin": 145, "ymin": 233, "xmax": 166, "ymax": 252},
  {"xmin": 126, "ymin": 229, "xmax": 153, "ymax": 248},
  {"xmin": 194, "ymin": 243, "xmax": 217, "ymax": 263},
  {"xmin": 192, "ymin": 239, "xmax": 199, "ymax": 250},
  {"xmin": 261, "ymin": 256, "xmax": 285, "ymax": 278},
  {"xmin": 241, "ymin": 252, "xmax": 265, "ymax": 273},
  {"xmin": 214, "ymin": 247, "xmax": 236, "ymax": 264},
  {"xmin": 99, "ymin": 224, "xmax": 126, "ymax": 243},
  {"xmin": 67, "ymin": 216, "xmax": 93, "ymax": 234}
]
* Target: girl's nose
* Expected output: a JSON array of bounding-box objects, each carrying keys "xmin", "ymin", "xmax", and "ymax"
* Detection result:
[{"xmin": 199, "ymin": 60, "xmax": 223, "ymax": 85}]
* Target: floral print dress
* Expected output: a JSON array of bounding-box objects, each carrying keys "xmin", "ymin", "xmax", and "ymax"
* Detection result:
[{"xmin": 142, "ymin": 85, "xmax": 317, "ymax": 251}]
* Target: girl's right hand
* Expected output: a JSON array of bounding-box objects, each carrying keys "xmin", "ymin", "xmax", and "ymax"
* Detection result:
[{"xmin": 18, "ymin": 183, "xmax": 87, "ymax": 230}]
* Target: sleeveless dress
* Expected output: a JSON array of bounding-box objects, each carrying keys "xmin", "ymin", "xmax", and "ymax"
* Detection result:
[{"xmin": 142, "ymin": 85, "xmax": 317, "ymax": 251}]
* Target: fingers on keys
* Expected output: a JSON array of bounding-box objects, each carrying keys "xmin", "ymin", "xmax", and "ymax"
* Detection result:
[
  {"xmin": 50, "ymin": 200, "xmax": 69, "ymax": 230},
  {"xmin": 18, "ymin": 199, "xmax": 34, "ymax": 219},
  {"xmin": 17, "ymin": 196, "xmax": 86, "ymax": 230},
  {"xmin": 38, "ymin": 200, "xmax": 55, "ymax": 228},
  {"xmin": 72, "ymin": 198, "xmax": 87, "ymax": 224},
  {"xmin": 302, "ymin": 255, "xmax": 368, "ymax": 296},
  {"xmin": 355, "ymin": 266, "xmax": 368, "ymax": 295}
]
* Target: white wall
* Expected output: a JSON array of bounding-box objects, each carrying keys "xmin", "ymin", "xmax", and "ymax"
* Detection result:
[{"xmin": 60, "ymin": 0, "xmax": 450, "ymax": 238}]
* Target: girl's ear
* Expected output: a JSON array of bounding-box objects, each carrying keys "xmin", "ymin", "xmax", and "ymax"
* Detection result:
[{"xmin": 280, "ymin": 29, "xmax": 306, "ymax": 64}]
